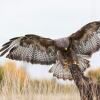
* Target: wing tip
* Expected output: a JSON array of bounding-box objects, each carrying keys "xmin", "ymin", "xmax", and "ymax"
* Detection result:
[
  {"xmin": 0, "ymin": 36, "xmax": 21, "ymax": 57},
  {"xmin": 10, "ymin": 37, "xmax": 20, "ymax": 41}
]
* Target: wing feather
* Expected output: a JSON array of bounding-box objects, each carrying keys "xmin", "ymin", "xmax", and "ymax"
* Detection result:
[
  {"xmin": 70, "ymin": 21, "xmax": 100, "ymax": 56},
  {"xmin": 48, "ymin": 21, "xmax": 100, "ymax": 80},
  {"xmin": 0, "ymin": 35, "xmax": 57, "ymax": 65},
  {"xmin": 1, "ymin": 22, "xmax": 99, "ymax": 80},
  {"xmin": 68, "ymin": 21, "xmax": 100, "ymax": 72}
]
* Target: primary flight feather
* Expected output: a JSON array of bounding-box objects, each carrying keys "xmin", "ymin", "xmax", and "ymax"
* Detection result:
[{"xmin": 0, "ymin": 21, "xmax": 100, "ymax": 80}]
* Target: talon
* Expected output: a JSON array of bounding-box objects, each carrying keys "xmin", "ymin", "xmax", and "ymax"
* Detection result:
[{"xmin": 64, "ymin": 62, "xmax": 68, "ymax": 69}]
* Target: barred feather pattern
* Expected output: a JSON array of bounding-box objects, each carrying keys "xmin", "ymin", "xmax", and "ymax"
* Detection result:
[
  {"xmin": 49, "ymin": 60, "xmax": 73, "ymax": 80},
  {"xmin": 76, "ymin": 54, "xmax": 90, "ymax": 72},
  {"xmin": 0, "ymin": 36, "xmax": 56, "ymax": 64},
  {"xmin": 0, "ymin": 22, "xmax": 100, "ymax": 81},
  {"xmin": 74, "ymin": 27, "xmax": 100, "ymax": 56},
  {"xmin": 49, "ymin": 55, "xmax": 90, "ymax": 80}
]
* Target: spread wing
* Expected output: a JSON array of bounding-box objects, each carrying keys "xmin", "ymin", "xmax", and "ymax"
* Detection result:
[
  {"xmin": 69, "ymin": 21, "xmax": 100, "ymax": 69},
  {"xmin": 1, "ymin": 21, "xmax": 100, "ymax": 81},
  {"xmin": 51, "ymin": 21, "xmax": 100, "ymax": 80},
  {"xmin": 70, "ymin": 21, "xmax": 100, "ymax": 56},
  {"xmin": 0, "ymin": 34, "xmax": 74, "ymax": 80},
  {"xmin": 0, "ymin": 34, "xmax": 57, "ymax": 65}
]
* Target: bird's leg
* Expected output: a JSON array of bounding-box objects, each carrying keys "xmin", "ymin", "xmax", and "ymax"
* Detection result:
[{"xmin": 63, "ymin": 59, "xmax": 79, "ymax": 69}]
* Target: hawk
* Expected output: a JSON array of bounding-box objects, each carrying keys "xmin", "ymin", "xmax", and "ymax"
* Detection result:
[{"xmin": 0, "ymin": 21, "xmax": 100, "ymax": 80}]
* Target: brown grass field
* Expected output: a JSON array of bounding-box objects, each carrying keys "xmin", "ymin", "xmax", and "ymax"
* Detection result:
[
  {"xmin": 0, "ymin": 60, "xmax": 100, "ymax": 100},
  {"xmin": 0, "ymin": 60, "xmax": 80, "ymax": 100},
  {"xmin": 0, "ymin": 79, "xmax": 80, "ymax": 100}
]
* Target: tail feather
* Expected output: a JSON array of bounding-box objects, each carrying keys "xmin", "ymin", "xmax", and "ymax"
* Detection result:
[
  {"xmin": 49, "ymin": 55, "xmax": 90, "ymax": 80},
  {"xmin": 49, "ymin": 60, "xmax": 72, "ymax": 80}
]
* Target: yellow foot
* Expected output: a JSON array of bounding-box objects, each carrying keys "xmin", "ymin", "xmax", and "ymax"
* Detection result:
[{"xmin": 63, "ymin": 62, "xmax": 68, "ymax": 69}]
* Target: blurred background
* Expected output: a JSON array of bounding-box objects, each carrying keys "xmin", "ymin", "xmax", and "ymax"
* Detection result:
[{"xmin": 0, "ymin": 0, "xmax": 100, "ymax": 81}]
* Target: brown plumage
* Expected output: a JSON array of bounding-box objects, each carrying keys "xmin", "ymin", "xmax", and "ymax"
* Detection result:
[{"xmin": 0, "ymin": 21, "xmax": 100, "ymax": 80}]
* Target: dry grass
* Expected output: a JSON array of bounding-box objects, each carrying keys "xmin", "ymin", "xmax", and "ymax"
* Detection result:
[
  {"xmin": 0, "ymin": 94, "xmax": 80, "ymax": 100},
  {"xmin": 0, "ymin": 60, "xmax": 100, "ymax": 100},
  {"xmin": 0, "ymin": 60, "xmax": 80, "ymax": 100},
  {"xmin": 0, "ymin": 72, "xmax": 80, "ymax": 100},
  {"xmin": 86, "ymin": 68, "xmax": 100, "ymax": 83}
]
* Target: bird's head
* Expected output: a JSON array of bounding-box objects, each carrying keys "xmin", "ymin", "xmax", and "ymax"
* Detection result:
[{"xmin": 54, "ymin": 37, "xmax": 69, "ymax": 51}]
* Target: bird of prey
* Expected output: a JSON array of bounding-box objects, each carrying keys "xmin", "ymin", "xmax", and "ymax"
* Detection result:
[{"xmin": 0, "ymin": 21, "xmax": 100, "ymax": 80}]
